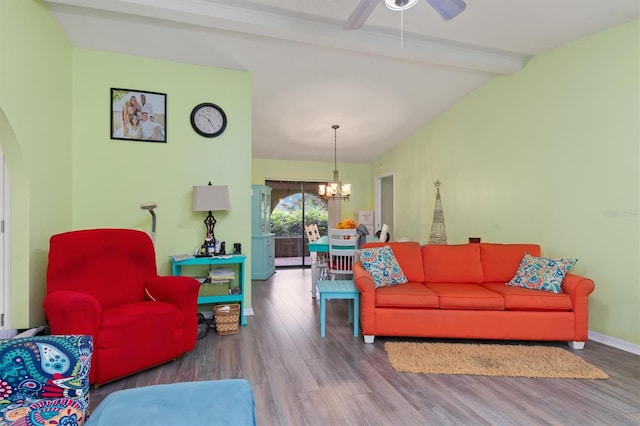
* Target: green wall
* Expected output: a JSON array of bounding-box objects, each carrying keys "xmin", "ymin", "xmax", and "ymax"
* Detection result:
[
  {"xmin": 252, "ymin": 158, "xmax": 373, "ymax": 220},
  {"xmin": 0, "ymin": 0, "xmax": 73, "ymax": 327},
  {"xmin": 373, "ymin": 20, "xmax": 639, "ymax": 345},
  {"xmin": 0, "ymin": 0, "xmax": 253, "ymax": 327},
  {"xmin": 71, "ymin": 49, "xmax": 253, "ymax": 309}
]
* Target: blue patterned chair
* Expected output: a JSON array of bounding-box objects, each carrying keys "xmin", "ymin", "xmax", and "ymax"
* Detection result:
[{"xmin": 0, "ymin": 335, "xmax": 92, "ymax": 426}]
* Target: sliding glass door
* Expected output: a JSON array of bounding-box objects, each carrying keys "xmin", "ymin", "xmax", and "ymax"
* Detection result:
[{"xmin": 266, "ymin": 180, "xmax": 328, "ymax": 268}]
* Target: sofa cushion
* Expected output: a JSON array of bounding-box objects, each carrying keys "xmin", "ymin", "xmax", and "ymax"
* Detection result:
[
  {"xmin": 507, "ymin": 253, "xmax": 578, "ymax": 293},
  {"xmin": 422, "ymin": 244, "xmax": 484, "ymax": 283},
  {"xmin": 375, "ymin": 282, "xmax": 439, "ymax": 308},
  {"xmin": 480, "ymin": 243, "xmax": 541, "ymax": 282},
  {"xmin": 47, "ymin": 229, "xmax": 156, "ymax": 309},
  {"xmin": 363, "ymin": 241, "xmax": 424, "ymax": 282},
  {"xmin": 482, "ymin": 283, "xmax": 573, "ymax": 311},
  {"xmin": 357, "ymin": 246, "xmax": 408, "ymax": 288},
  {"xmin": 426, "ymin": 283, "xmax": 505, "ymax": 310}
]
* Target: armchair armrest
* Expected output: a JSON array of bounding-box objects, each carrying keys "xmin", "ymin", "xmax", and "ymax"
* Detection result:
[
  {"xmin": 146, "ymin": 275, "xmax": 199, "ymax": 352},
  {"xmin": 43, "ymin": 291, "xmax": 102, "ymax": 336},
  {"xmin": 145, "ymin": 275, "xmax": 199, "ymax": 306},
  {"xmin": 353, "ymin": 262, "xmax": 376, "ymax": 334}
]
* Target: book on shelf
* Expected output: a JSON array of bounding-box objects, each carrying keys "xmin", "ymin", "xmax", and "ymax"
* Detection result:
[
  {"xmin": 209, "ymin": 268, "xmax": 236, "ymax": 280},
  {"xmin": 171, "ymin": 254, "xmax": 193, "ymax": 261}
]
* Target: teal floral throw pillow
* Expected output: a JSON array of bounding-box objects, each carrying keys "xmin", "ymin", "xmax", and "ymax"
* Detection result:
[
  {"xmin": 507, "ymin": 252, "xmax": 578, "ymax": 293},
  {"xmin": 357, "ymin": 246, "xmax": 407, "ymax": 288}
]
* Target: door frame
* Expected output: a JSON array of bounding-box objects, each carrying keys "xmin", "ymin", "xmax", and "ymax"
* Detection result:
[
  {"xmin": 1, "ymin": 154, "xmax": 9, "ymax": 332},
  {"xmin": 374, "ymin": 173, "xmax": 395, "ymax": 239},
  {"xmin": 266, "ymin": 179, "xmax": 328, "ymax": 268}
]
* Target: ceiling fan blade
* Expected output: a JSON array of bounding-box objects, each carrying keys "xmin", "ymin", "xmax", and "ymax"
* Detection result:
[
  {"xmin": 425, "ymin": 0, "xmax": 466, "ymax": 20},
  {"xmin": 343, "ymin": 0, "xmax": 381, "ymax": 30}
]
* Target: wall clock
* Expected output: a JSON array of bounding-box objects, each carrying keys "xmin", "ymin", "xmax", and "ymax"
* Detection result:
[{"xmin": 190, "ymin": 103, "xmax": 227, "ymax": 138}]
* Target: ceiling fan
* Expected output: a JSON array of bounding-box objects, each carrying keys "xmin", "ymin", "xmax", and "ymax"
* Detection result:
[{"xmin": 344, "ymin": 0, "xmax": 467, "ymax": 30}]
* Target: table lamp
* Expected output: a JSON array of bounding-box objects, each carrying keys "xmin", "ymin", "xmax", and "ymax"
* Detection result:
[{"xmin": 193, "ymin": 182, "xmax": 230, "ymax": 254}]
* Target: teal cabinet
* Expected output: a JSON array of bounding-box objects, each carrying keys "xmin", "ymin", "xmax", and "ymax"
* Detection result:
[
  {"xmin": 251, "ymin": 185, "xmax": 275, "ymax": 280},
  {"xmin": 251, "ymin": 235, "xmax": 275, "ymax": 280}
]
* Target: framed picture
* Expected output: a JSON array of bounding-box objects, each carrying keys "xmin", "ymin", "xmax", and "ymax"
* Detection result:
[{"xmin": 111, "ymin": 88, "xmax": 167, "ymax": 143}]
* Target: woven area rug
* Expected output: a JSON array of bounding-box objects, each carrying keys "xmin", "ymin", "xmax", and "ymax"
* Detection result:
[{"xmin": 384, "ymin": 342, "xmax": 609, "ymax": 379}]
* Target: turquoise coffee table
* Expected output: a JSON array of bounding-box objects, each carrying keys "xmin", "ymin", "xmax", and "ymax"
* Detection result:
[{"xmin": 318, "ymin": 279, "xmax": 360, "ymax": 337}]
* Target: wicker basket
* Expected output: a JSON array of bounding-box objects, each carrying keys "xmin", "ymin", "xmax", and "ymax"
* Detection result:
[{"xmin": 213, "ymin": 304, "xmax": 240, "ymax": 335}]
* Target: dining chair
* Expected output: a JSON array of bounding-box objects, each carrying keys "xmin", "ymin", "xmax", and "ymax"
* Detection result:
[
  {"xmin": 305, "ymin": 224, "xmax": 321, "ymax": 242},
  {"xmin": 306, "ymin": 224, "xmax": 328, "ymax": 281},
  {"xmin": 327, "ymin": 228, "xmax": 358, "ymax": 280},
  {"xmin": 379, "ymin": 223, "xmax": 390, "ymax": 242}
]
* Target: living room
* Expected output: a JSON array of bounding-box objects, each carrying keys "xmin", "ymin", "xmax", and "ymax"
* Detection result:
[
  {"xmin": 1, "ymin": 1, "xmax": 638, "ymax": 422},
  {"xmin": 11, "ymin": 0, "xmax": 640, "ymax": 348}
]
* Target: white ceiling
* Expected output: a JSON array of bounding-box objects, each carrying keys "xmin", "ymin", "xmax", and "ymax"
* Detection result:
[{"xmin": 44, "ymin": 0, "xmax": 639, "ymax": 163}]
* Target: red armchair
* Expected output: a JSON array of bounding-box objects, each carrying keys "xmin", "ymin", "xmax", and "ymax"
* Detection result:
[{"xmin": 43, "ymin": 228, "xmax": 200, "ymax": 385}]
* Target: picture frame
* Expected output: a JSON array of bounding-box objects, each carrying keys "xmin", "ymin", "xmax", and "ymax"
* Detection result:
[{"xmin": 111, "ymin": 88, "xmax": 167, "ymax": 143}]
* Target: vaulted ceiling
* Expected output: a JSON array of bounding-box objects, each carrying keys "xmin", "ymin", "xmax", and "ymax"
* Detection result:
[{"xmin": 44, "ymin": 0, "xmax": 639, "ymax": 163}]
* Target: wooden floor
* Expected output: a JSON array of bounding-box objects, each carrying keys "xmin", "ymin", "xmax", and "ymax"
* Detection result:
[
  {"xmin": 275, "ymin": 255, "xmax": 311, "ymax": 267},
  {"xmin": 90, "ymin": 268, "xmax": 640, "ymax": 425}
]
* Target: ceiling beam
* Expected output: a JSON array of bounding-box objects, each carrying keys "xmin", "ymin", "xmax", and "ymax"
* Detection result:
[{"xmin": 44, "ymin": 0, "xmax": 525, "ymax": 74}]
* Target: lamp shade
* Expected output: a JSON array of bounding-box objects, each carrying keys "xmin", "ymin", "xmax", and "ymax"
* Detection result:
[{"xmin": 192, "ymin": 185, "xmax": 231, "ymax": 212}]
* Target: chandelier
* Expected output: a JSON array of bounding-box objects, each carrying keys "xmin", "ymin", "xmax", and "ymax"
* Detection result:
[{"xmin": 319, "ymin": 124, "xmax": 351, "ymax": 201}]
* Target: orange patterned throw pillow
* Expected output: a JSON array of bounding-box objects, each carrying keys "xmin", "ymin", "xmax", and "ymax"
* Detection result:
[
  {"xmin": 507, "ymin": 253, "xmax": 577, "ymax": 293},
  {"xmin": 357, "ymin": 246, "xmax": 408, "ymax": 288}
]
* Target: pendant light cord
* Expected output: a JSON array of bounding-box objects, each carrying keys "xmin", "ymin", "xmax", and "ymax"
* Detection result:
[
  {"xmin": 333, "ymin": 124, "xmax": 339, "ymax": 173},
  {"xmin": 334, "ymin": 127, "xmax": 337, "ymax": 171},
  {"xmin": 400, "ymin": 7, "xmax": 404, "ymax": 50}
]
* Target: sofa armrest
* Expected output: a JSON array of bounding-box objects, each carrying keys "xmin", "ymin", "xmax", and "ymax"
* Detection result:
[
  {"xmin": 43, "ymin": 291, "xmax": 102, "ymax": 336},
  {"xmin": 146, "ymin": 275, "xmax": 200, "ymax": 352},
  {"xmin": 353, "ymin": 262, "xmax": 376, "ymax": 335},
  {"xmin": 561, "ymin": 273, "xmax": 595, "ymax": 341}
]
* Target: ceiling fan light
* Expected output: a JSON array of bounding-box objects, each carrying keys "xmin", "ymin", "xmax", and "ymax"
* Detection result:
[
  {"xmin": 426, "ymin": 0, "xmax": 467, "ymax": 21},
  {"xmin": 384, "ymin": 0, "xmax": 419, "ymax": 11}
]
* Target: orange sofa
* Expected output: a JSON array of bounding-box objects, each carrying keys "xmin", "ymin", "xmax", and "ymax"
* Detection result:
[{"xmin": 353, "ymin": 242, "xmax": 595, "ymax": 349}]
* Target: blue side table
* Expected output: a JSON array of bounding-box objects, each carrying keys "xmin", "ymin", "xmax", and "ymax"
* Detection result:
[
  {"xmin": 170, "ymin": 254, "xmax": 247, "ymax": 325},
  {"xmin": 318, "ymin": 279, "xmax": 360, "ymax": 337}
]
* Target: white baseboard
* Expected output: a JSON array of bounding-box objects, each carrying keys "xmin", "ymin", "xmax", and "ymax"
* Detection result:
[
  {"xmin": 243, "ymin": 307, "xmax": 254, "ymax": 316},
  {"xmin": 589, "ymin": 330, "xmax": 640, "ymax": 355}
]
